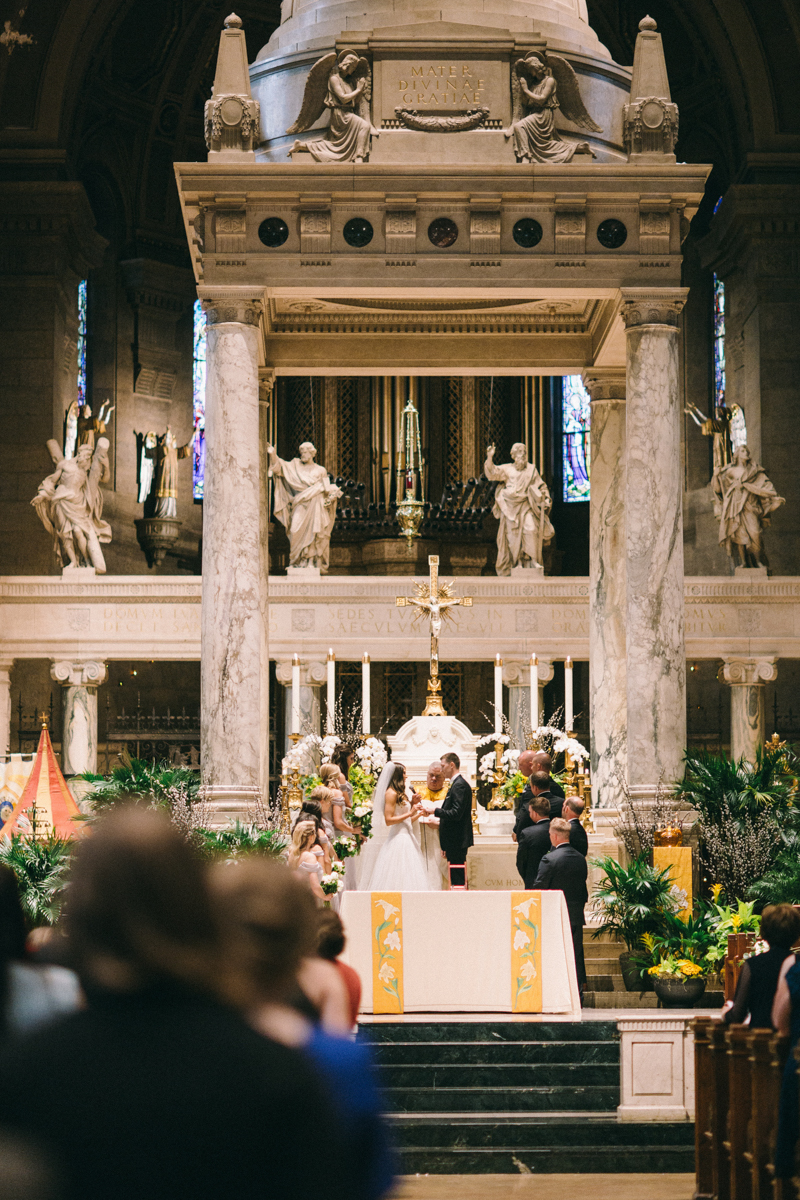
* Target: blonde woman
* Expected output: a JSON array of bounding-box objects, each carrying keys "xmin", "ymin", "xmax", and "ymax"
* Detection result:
[
  {"xmin": 309, "ymin": 785, "xmax": 336, "ymax": 844},
  {"xmin": 320, "ymin": 763, "xmax": 358, "ymax": 840},
  {"xmin": 287, "ymin": 821, "xmax": 324, "ymax": 901}
]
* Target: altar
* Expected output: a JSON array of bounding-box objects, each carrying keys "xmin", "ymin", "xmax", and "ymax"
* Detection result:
[{"xmin": 339, "ymin": 890, "xmax": 581, "ymax": 1016}]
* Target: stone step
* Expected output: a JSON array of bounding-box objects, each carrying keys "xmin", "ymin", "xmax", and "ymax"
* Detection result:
[
  {"xmin": 582, "ymin": 991, "xmax": 659, "ymax": 1009},
  {"xmin": 359, "ymin": 1020, "xmax": 619, "ymax": 1044},
  {"xmin": 370, "ymin": 1040, "xmax": 620, "ymax": 1066},
  {"xmin": 382, "ymin": 1084, "xmax": 621, "ymax": 1113},
  {"xmin": 378, "ymin": 1062, "xmax": 619, "ymax": 1089}
]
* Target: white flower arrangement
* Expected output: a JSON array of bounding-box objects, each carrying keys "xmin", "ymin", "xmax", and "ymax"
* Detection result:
[
  {"xmin": 331, "ymin": 860, "xmax": 346, "ymax": 877},
  {"xmin": 356, "ymin": 737, "xmax": 388, "ymax": 778},
  {"xmin": 320, "ymin": 872, "xmax": 344, "ymax": 896},
  {"xmin": 533, "ymin": 725, "xmax": 589, "ymax": 763},
  {"xmin": 478, "ymin": 745, "xmax": 518, "ymax": 783},
  {"xmin": 281, "ymin": 732, "xmax": 322, "ymax": 776},
  {"xmin": 319, "ymin": 734, "xmax": 341, "ymax": 765},
  {"xmin": 475, "ymin": 733, "xmax": 510, "ymax": 752}
]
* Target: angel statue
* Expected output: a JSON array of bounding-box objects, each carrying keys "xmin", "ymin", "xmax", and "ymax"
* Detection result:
[
  {"xmin": 32, "ymin": 437, "xmax": 112, "ymax": 573},
  {"xmin": 505, "ymin": 50, "xmax": 602, "ymax": 164},
  {"xmin": 136, "ymin": 427, "xmax": 196, "ymax": 519},
  {"xmin": 286, "ymin": 49, "xmax": 376, "ymax": 163},
  {"xmin": 63, "ymin": 399, "xmax": 115, "ymax": 458}
]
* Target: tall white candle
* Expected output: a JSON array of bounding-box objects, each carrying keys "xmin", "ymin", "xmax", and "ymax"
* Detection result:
[
  {"xmin": 362, "ymin": 653, "xmax": 371, "ymax": 735},
  {"xmin": 494, "ymin": 654, "xmax": 503, "ymax": 735},
  {"xmin": 291, "ymin": 653, "xmax": 301, "ymax": 735},
  {"xmin": 326, "ymin": 648, "xmax": 335, "ymax": 735},
  {"xmin": 529, "ymin": 653, "xmax": 538, "ymax": 730},
  {"xmin": 564, "ymin": 656, "xmax": 574, "ymax": 733}
]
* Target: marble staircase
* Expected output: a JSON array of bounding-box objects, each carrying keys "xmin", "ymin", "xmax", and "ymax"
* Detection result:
[{"xmin": 360, "ymin": 1020, "xmax": 695, "ymax": 1173}]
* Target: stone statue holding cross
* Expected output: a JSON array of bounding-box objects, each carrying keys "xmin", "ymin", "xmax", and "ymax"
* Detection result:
[{"xmin": 396, "ymin": 556, "xmax": 472, "ymax": 716}]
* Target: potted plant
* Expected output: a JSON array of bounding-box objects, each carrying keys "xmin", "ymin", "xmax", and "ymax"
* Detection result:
[
  {"xmin": 591, "ymin": 856, "xmax": 684, "ymax": 991},
  {"xmin": 648, "ymin": 956, "xmax": 707, "ymax": 1007}
]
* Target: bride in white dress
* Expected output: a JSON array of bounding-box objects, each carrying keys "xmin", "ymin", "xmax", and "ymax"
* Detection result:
[{"xmin": 359, "ymin": 762, "xmax": 439, "ymax": 892}]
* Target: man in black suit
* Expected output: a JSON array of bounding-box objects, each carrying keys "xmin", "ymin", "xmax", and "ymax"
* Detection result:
[
  {"xmin": 534, "ymin": 818, "xmax": 588, "ymax": 992},
  {"xmin": 428, "ymin": 752, "xmax": 473, "ymax": 868},
  {"xmin": 513, "ymin": 751, "xmax": 566, "ymax": 840},
  {"xmin": 563, "ymin": 796, "xmax": 588, "ymax": 856},
  {"xmin": 515, "ymin": 795, "xmax": 551, "ymax": 889}
]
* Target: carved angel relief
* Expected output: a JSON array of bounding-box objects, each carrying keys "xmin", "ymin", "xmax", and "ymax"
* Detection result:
[
  {"xmin": 287, "ymin": 50, "xmax": 377, "ymax": 163},
  {"xmin": 505, "ymin": 51, "xmax": 601, "ymax": 163}
]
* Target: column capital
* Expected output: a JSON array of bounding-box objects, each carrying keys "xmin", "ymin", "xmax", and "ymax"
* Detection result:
[
  {"xmin": 198, "ymin": 286, "xmax": 264, "ymax": 327},
  {"xmin": 619, "ymin": 288, "xmax": 688, "ymax": 329},
  {"xmin": 0, "ymin": 655, "xmax": 15, "ymax": 675},
  {"xmin": 50, "ymin": 660, "xmax": 108, "ymax": 688},
  {"xmin": 718, "ymin": 656, "xmax": 778, "ymax": 686},
  {"xmin": 502, "ymin": 658, "xmax": 554, "ymax": 686},
  {"xmin": 582, "ymin": 368, "xmax": 626, "ymax": 404},
  {"xmin": 275, "ymin": 658, "xmax": 327, "ymax": 687},
  {"xmin": 259, "ymin": 368, "xmax": 276, "ymax": 402}
]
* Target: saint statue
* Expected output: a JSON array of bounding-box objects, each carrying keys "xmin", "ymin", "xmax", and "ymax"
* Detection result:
[
  {"xmin": 64, "ymin": 400, "xmax": 115, "ymax": 458},
  {"xmin": 32, "ymin": 437, "xmax": 112, "ymax": 572},
  {"xmin": 286, "ymin": 49, "xmax": 376, "ymax": 163},
  {"xmin": 484, "ymin": 442, "xmax": 554, "ymax": 576},
  {"xmin": 504, "ymin": 51, "xmax": 601, "ymax": 164},
  {"xmin": 137, "ymin": 427, "xmax": 196, "ymax": 519},
  {"xmin": 711, "ymin": 444, "xmax": 785, "ymax": 569},
  {"xmin": 267, "ymin": 441, "xmax": 342, "ymax": 573}
]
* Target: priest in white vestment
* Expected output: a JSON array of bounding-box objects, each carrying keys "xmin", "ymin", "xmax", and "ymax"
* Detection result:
[{"xmin": 267, "ymin": 441, "xmax": 342, "ymax": 572}]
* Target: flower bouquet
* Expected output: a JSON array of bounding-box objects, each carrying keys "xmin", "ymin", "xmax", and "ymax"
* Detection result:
[
  {"xmin": 320, "ymin": 868, "xmax": 344, "ymax": 897},
  {"xmin": 348, "ymin": 801, "xmax": 373, "ymax": 842},
  {"xmin": 647, "ymin": 954, "xmax": 707, "ymax": 1007},
  {"xmin": 332, "ymin": 836, "xmax": 358, "ymax": 861}
]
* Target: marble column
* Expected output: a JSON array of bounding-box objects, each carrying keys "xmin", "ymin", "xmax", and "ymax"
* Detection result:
[
  {"xmin": 50, "ymin": 660, "xmax": 107, "ymax": 775},
  {"xmin": 718, "ymin": 657, "xmax": 778, "ymax": 763},
  {"xmin": 0, "ymin": 657, "xmax": 13, "ymax": 759},
  {"xmin": 584, "ymin": 369, "xmax": 627, "ymax": 808},
  {"xmin": 200, "ymin": 290, "xmax": 265, "ymax": 809},
  {"xmin": 276, "ymin": 660, "xmax": 325, "ymax": 757},
  {"xmin": 622, "ymin": 288, "xmax": 689, "ymax": 800},
  {"xmin": 503, "ymin": 658, "xmax": 554, "ymax": 745}
]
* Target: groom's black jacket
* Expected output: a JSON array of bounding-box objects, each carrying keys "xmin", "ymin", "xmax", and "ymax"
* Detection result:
[{"xmin": 434, "ymin": 773, "xmax": 474, "ymax": 860}]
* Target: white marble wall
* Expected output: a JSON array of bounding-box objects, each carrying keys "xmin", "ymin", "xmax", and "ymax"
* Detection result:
[
  {"xmin": 623, "ymin": 292, "xmax": 688, "ymax": 798},
  {"xmin": 50, "ymin": 660, "xmax": 107, "ymax": 775},
  {"xmin": 585, "ymin": 371, "xmax": 626, "ymax": 808},
  {"xmin": 617, "ymin": 1017, "xmax": 695, "ymax": 1122},
  {"xmin": 719, "ymin": 656, "xmax": 778, "ymax": 762},
  {"xmin": 0, "ymin": 656, "xmax": 12, "ymax": 759},
  {"xmin": 200, "ymin": 294, "xmax": 264, "ymax": 805}
]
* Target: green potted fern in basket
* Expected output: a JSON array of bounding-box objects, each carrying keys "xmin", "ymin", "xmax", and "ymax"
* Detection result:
[{"xmin": 591, "ymin": 855, "xmax": 684, "ymax": 991}]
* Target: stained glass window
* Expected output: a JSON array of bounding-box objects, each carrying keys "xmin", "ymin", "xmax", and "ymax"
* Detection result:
[
  {"xmin": 562, "ymin": 375, "xmax": 591, "ymax": 502},
  {"xmin": 713, "ymin": 274, "xmax": 726, "ymax": 411},
  {"xmin": 192, "ymin": 299, "xmax": 207, "ymax": 501},
  {"xmin": 77, "ymin": 279, "xmax": 88, "ymax": 408}
]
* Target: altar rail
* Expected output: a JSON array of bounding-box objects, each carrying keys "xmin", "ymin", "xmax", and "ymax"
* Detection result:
[{"xmin": 692, "ymin": 1016, "xmax": 795, "ymax": 1200}]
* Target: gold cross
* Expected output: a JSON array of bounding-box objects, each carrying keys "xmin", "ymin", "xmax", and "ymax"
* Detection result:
[{"xmin": 396, "ymin": 555, "xmax": 472, "ymax": 716}]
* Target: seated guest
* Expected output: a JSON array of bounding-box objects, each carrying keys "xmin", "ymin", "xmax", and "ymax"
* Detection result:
[
  {"xmin": 0, "ymin": 808, "xmax": 343, "ymax": 1200},
  {"xmin": 515, "ymin": 796, "xmax": 551, "ymax": 889},
  {"xmin": 513, "ymin": 751, "xmax": 565, "ymax": 840},
  {"xmin": 726, "ymin": 903, "xmax": 800, "ymax": 1028},
  {"xmin": 534, "ymin": 818, "xmax": 588, "ymax": 993},
  {"xmin": 563, "ymin": 796, "xmax": 588, "ymax": 856},
  {"xmin": 211, "ymin": 857, "xmax": 394, "ymax": 1200},
  {"xmin": 287, "ymin": 821, "xmax": 326, "ymax": 902},
  {"xmin": 317, "ymin": 910, "xmax": 361, "ymax": 1029}
]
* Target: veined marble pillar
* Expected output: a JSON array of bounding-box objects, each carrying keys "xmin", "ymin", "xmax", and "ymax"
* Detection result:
[
  {"xmin": 584, "ymin": 369, "xmax": 626, "ymax": 808},
  {"xmin": 0, "ymin": 657, "xmax": 13, "ymax": 759},
  {"xmin": 50, "ymin": 660, "xmax": 107, "ymax": 775},
  {"xmin": 200, "ymin": 290, "xmax": 265, "ymax": 808},
  {"xmin": 718, "ymin": 657, "xmax": 777, "ymax": 763},
  {"xmin": 622, "ymin": 289, "xmax": 688, "ymax": 799},
  {"xmin": 276, "ymin": 660, "xmax": 325, "ymax": 756},
  {"xmin": 503, "ymin": 658, "xmax": 554, "ymax": 745}
]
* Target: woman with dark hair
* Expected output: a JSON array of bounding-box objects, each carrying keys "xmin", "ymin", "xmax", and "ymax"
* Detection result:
[
  {"xmin": 725, "ymin": 903, "xmax": 800, "ymax": 1027},
  {"xmin": 0, "ymin": 807, "xmax": 343, "ymax": 1200},
  {"xmin": 331, "ymin": 745, "xmax": 355, "ymax": 805},
  {"xmin": 318, "ymin": 909, "xmax": 361, "ymax": 1028},
  {"xmin": 359, "ymin": 762, "xmax": 434, "ymax": 891}
]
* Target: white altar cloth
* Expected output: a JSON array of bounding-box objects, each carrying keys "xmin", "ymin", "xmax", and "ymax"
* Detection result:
[{"xmin": 339, "ymin": 890, "xmax": 581, "ymax": 1016}]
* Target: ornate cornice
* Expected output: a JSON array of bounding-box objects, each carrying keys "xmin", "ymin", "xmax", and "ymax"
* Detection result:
[{"xmin": 619, "ymin": 287, "xmax": 688, "ymax": 329}]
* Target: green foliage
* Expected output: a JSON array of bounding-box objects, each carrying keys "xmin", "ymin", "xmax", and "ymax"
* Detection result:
[
  {"xmin": 0, "ymin": 834, "xmax": 73, "ymax": 927},
  {"xmin": 194, "ymin": 822, "xmax": 287, "ymax": 862},
  {"xmin": 637, "ymin": 913, "xmax": 716, "ymax": 973},
  {"xmin": 676, "ymin": 745, "xmax": 799, "ymax": 822},
  {"xmin": 590, "ymin": 855, "xmax": 681, "ymax": 953},
  {"xmin": 80, "ymin": 751, "xmax": 200, "ymax": 812},
  {"xmin": 348, "ymin": 764, "xmax": 375, "ymax": 809},
  {"xmin": 701, "ymin": 897, "xmax": 761, "ymax": 967}
]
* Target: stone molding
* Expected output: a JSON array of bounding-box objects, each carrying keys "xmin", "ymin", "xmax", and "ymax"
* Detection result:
[
  {"xmin": 582, "ymin": 368, "xmax": 626, "ymax": 403},
  {"xmin": 202, "ymin": 297, "xmax": 262, "ymax": 326},
  {"xmin": 718, "ymin": 656, "xmax": 778, "ymax": 687},
  {"xmin": 275, "ymin": 659, "xmax": 327, "ymax": 687},
  {"xmin": 619, "ymin": 288, "xmax": 688, "ymax": 329},
  {"xmin": 502, "ymin": 658, "xmax": 554, "ymax": 686},
  {"xmin": 50, "ymin": 660, "xmax": 108, "ymax": 689}
]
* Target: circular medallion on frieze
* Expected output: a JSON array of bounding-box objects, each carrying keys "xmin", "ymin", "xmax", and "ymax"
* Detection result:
[
  {"xmin": 641, "ymin": 100, "xmax": 665, "ymax": 129},
  {"xmin": 258, "ymin": 217, "xmax": 289, "ymax": 247},
  {"xmin": 343, "ymin": 218, "xmax": 374, "ymax": 247},
  {"xmin": 428, "ymin": 217, "xmax": 459, "ymax": 248},
  {"xmin": 597, "ymin": 218, "xmax": 628, "ymax": 249},
  {"xmin": 220, "ymin": 97, "xmax": 244, "ymax": 126},
  {"xmin": 512, "ymin": 218, "xmax": 543, "ymax": 248}
]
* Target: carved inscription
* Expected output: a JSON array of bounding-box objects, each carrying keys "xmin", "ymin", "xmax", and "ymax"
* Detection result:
[{"xmin": 397, "ymin": 64, "xmax": 485, "ymax": 106}]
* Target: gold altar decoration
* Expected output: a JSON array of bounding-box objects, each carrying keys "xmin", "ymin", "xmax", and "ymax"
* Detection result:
[
  {"xmin": 488, "ymin": 742, "xmax": 513, "ymax": 809},
  {"xmin": 396, "ymin": 555, "xmax": 472, "ymax": 717},
  {"xmin": 654, "ymin": 825, "xmax": 683, "ymax": 848},
  {"xmin": 395, "ymin": 388, "xmax": 425, "ymax": 549},
  {"xmin": 653, "ymin": 845, "xmax": 693, "ymax": 922}
]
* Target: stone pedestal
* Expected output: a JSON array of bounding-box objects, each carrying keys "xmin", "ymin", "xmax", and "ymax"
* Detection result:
[
  {"xmin": 199, "ymin": 290, "xmax": 265, "ymax": 809},
  {"xmin": 0, "ymin": 657, "xmax": 13, "ymax": 759},
  {"xmin": 622, "ymin": 290, "xmax": 688, "ymax": 800},
  {"xmin": 585, "ymin": 369, "xmax": 627, "ymax": 808},
  {"xmin": 50, "ymin": 660, "xmax": 107, "ymax": 775},
  {"xmin": 718, "ymin": 656, "xmax": 778, "ymax": 763},
  {"xmin": 276, "ymin": 659, "xmax": 325, "ymax": 755}
]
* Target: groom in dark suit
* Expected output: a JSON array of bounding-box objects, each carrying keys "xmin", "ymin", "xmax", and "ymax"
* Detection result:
[{"xmin": 429, "ymin": 752, "xmax": 473, "ymax": 866}]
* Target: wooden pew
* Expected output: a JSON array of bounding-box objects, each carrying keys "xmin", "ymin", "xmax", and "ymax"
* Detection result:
[{"xmin": 693, "ymin": 1015, "xmax": 717, "ymax": 1200}]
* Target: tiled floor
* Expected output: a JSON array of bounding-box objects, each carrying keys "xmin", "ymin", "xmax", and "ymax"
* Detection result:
[{"xmin": 392, "ymin": 1173, "xmax": 695, "ymax": 1199}]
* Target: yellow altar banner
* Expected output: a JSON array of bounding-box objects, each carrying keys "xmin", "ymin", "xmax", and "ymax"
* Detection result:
[
  {"xmin": 653, "ymin": 846, "xmax": 693, "ymax": 921},
  {"xmin": 371, "ymin": 893, "xmax": 404, "ymax": 1014},
  {"xmin": 511, "ymin": 891, "xmax": 543, "ymax": 1013}
]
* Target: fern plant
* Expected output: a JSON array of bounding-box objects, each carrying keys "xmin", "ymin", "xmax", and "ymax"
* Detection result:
[
  {"xmin": 194, "ymin": 822, "xmax": 287, "ymax": 862},
  {"xmin": 590, "ymin": 855, "xmax": 681, "ymax": 953},
  {"xmin": 676, "ymin": 745, "xmax": 799, "ymax": 822},
  {"xmin": 79, "ymin": 751, "xmax": 200, "ymax": 812},
  {"xmin": 0, "ymin": 834, "xmax": 73, "ymax": 926}
]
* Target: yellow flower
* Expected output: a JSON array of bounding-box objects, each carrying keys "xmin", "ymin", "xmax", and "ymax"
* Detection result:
[
  {"xmin": 648, "ymin": 965, "xmax": 661, "ymax": 975},
  {"xmin": 711, "ymin": 883, "xmax": 723, "ymax": 903},
  {"xmin": 731, "ymin": 914, "xmax": 741, "ymax": 930},
  {"xmin": 678, "ymin": 960, "xmax": 702, "ymax": 977}
]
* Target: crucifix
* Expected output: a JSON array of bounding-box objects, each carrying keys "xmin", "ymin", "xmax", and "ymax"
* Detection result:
[{"xmin": 396, "ymin": 555, "xmax": 473, "ymax": 716}]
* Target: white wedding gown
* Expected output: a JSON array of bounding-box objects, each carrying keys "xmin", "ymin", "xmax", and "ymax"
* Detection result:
[{"xmin": 359, "ymin": 763, "xmax": 440, "ymax": 892}]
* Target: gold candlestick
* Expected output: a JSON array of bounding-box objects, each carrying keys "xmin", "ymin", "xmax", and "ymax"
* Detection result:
[{"xmin": 487, "ymin": 740, "xmax": 511, "ymax": 810}]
